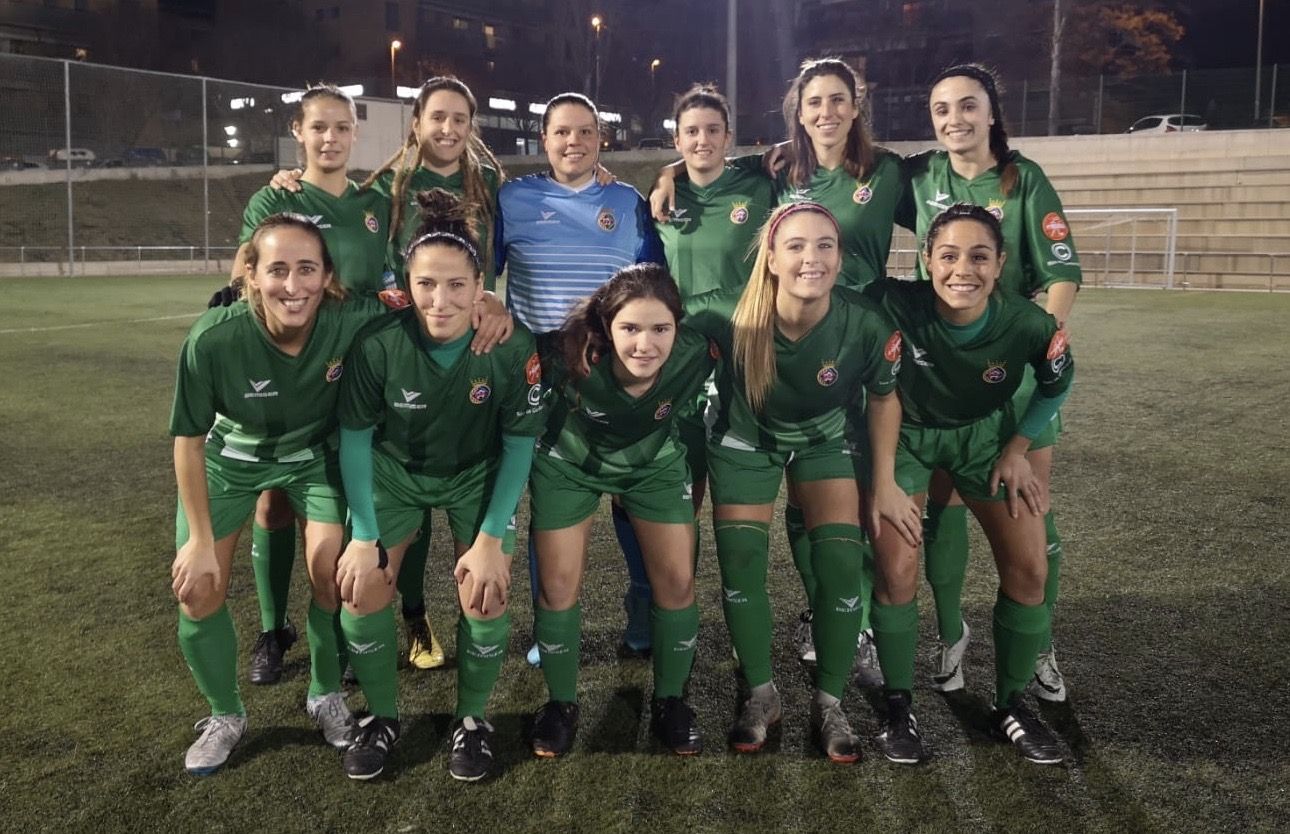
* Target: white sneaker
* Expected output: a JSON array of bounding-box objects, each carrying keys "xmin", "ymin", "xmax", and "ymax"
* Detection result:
[
  {"xmin": 185, "ymin": 714, "xmax": 246, "ymax": 775},
  {"xmin": 852, "ymin": 629, "xmax": 884, "ymax": 688},
  {"xmin": 306, "ymin": 691, "xmax": 356, "ymax": 749},
  {"xmin": 795, "ymin": 610, "xmax": 816, "ymax": 664},
  {"xmin": 1029, "ymin": 646, "xmax": 1068, "ymax": 702},
  {"xmin": 931, "ymin": 620, "xmax": 970, "ymax": 692}
]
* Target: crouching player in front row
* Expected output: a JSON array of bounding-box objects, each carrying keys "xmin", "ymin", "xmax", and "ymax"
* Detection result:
[
  {"xmin": 334, "ymin": 189, "xmax": 546, "ymax": 781},
  {"xmin": 862, "ymin": 203, "xmax": 1075, "ymax": 766},
  {"xmin": 529, "ymin": 264, "xmax": 715, "ymax": 758},
  {"xmin": 170, "ymin": 213, "xmax": 389, "ymax": 775}
]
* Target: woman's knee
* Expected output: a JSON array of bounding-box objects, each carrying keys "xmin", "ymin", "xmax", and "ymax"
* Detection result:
[{"xmin": 179, "ymin": 575, "xmax": 226, "ymax": 620}]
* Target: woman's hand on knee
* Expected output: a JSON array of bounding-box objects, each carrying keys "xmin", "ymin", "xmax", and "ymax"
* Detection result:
[
  {"xmin": 172, "ymin": 537, "xmax": 220, "ymax": 607},
  {"xmin": 990, "ymin": 440, "xmax": 1047, "ymax": 519},
  {"xmin": 336, "ymin": 539, "xmax": 394, "ymax": 611},
  {"xmin": 454, "ymin": 533, "xmax": 511, "ymax": 617},
  {"xmin": 868, "ymin": 479, "xmax": 923, "ymax": 548}
]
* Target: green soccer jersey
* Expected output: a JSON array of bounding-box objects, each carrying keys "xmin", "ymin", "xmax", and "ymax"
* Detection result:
[
  {"xmin": 769, "ymin": 148, "xmax": 905, "ymax": 289},
  {"xmin": 371, "ymin": 165, "xmax": 501, "ymax": 288},
  {"xmin": 337, "ymin": 310, "xmax": 545, "ymax": 476},
  {"xmin": 685, "ymin": 286, "xmax": 901, "ymax": 452},
  {"xmin": 899, "ymin": 150, "xmax": 1082, "ymax": 297},
  {"xmin": 862, "ymin": 279, "xmax": 1075, "ymax": 428},
  {"xmin": 240, "ymin": 181, "xmax": 391, "ymax": 296},
  {"xmin": 535, "ymin": 325, "xmax": 716, "ymax": 477},
  {"xmin": 169, "ymin": 298, "xmax": 387, "ymax": 462},
  {"xmin": 656, "ymin": 164, "xmax": 775, "ymax": 298}
]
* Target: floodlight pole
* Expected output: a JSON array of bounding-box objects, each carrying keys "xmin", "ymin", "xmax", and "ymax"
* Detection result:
[
  {"xmin": 1254, "ymin": 0, "xmax": 1265, "ymax": 122},
  {"xmin": 727, "ymin": 0, "xmax": 737, "ymax": 143}
]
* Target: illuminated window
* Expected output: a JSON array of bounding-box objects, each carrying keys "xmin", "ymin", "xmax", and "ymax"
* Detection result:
[
  {"xmin": 484, "ymin": 24, "xmax": 496, "ymax": 50},
  {"xmin": 452, "ymin": 17, "xmax": 470, "ymax": 30}
]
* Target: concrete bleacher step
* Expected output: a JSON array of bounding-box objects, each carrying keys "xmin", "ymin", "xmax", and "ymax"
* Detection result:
[{"xmin": 1051, "ymin": 169, "xmax": 1290, "ymax": 191}]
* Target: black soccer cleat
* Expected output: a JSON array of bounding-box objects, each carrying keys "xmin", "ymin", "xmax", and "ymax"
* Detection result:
[
  {"xmin": 531, "ymin": 700, "xmax": 579, "ymax": 758},
  {"xmin": 875, "ymin": 690, "xmax": 928, "ymax": 765},
  {"xmin": 993, "ymin": 694, "xmax": 1064, "ymax": 765},
  {"xmin": 651, "ymin": 696, "xmax": 703, "ymax": 756},
  {"xmin": 448, "ymin": 716, "xmax": 495, "ymax": 782},
  {"xmin": 343, "ymin": 715, "xmax": 401, "ymax": 780},
  {"xmin": 248, "ymin": 619, "xmax": 297, "ymax": 685}
]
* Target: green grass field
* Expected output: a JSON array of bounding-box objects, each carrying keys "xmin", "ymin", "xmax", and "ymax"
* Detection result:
[{"xmin": 2, "ymin": 278, "xmax": 1287, "ymax": 834}]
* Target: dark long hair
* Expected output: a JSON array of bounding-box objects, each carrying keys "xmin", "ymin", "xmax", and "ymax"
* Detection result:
[
  {"xmin": 929, "ymin": 63, "xmax": 1019, "ymax": 196},
  {"xmin": 558, "ymin": 263, "xmax": 684, "ymax": 382},
  {"xmin": 923, "ymin": 202, "xmax": 1006, "ymax": 257},
  {"xmin": 782, "ymin": 58, "xmax": 875, "ymax": 188}
]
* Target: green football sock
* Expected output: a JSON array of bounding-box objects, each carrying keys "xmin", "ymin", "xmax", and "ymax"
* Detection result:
[
  {"xmin": 859, "ymin": 538, "xmax": 875, "ymax": 633},
  {"xmin": 993, "ymin": 591, "xmax": 1050, "ymax": 707},
  {"xmin": 332, "ymin": 605, "xmax": 348, "ymax": 672},
  {"xmin": 785, "ymin": 504, "xmax": 817, "ymax": 603},
  {"xmin": 178, "ymin": 605, "xmax": 243, "ymax": 716},
  {"xmin": 340, "ymin": 606, "xmax": 399, "ymax": 718},
  {"xmin": 251, "ymin": 522, "xmax": 295, "ymax": 631},
  {"xmin": 871, "ymin": 599, "xmax": 919, "ymax": 693},
  {"xmin": 651, "ymin": 603, "xmax": 699, "ymax": 699},
  {"xmin": 808, "ymin": 523, "xmax": 865, "ymax": 699},
  {"xmin": 535, "ymin": 604, "xmax": 581, "ymax": 703},
  {"xmin": 713, "ymin": 520, "xmax": 773, "ymax": 688},
  {"xmin": 306, "ymin": 601, "xmax": 342, "ymax": 699},
  {"xmin": 692, "ymin": 518, "xmax": 702, "ymax": 573},
  {"xmin": 1042, "ymin": 511, "xmax": 1063, "ymax": 652},
  {"xmin": 456, "ymin": 611, "xmax": 511, "ymax": 719},
  {"xmin": 396, "ymin": 513, "xmax": 433, "ymax": 617},
  {"xmin": 924, "ymin": 502, "xmax": 970, "ymax": 643}
]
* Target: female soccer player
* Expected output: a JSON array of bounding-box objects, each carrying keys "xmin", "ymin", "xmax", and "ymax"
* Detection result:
[
  {"xmin": 685, "ymin": 201, "xmax": 919, "ymax": 763},
  {"xmin": 655, "ymin": 84, "xmax": 776, "ymax": 517},
  {"xmin": 900, "ymin": 64, "xmax": 1081, "ymax": 702},
  {"xmin": 528, "ymin": 263, "xmax": 715, "ymax": 758},
  {"xmin": 862, "ymin": 203, "xmax": 1074, "ymax": 765},
  {"xmin": 170, "ymin": 213, "xmax": 386, "ymax": 776},
  {"xmin": 496, "ymin": 92, "xmax": 665, "ymax": 660},
  {"xmin": 334, "ymin": 189, "xmax": 546, "ymax": 781},
  {"xmin": 232, "ymin": 84, "xmax": 392, "ymax": 687}
]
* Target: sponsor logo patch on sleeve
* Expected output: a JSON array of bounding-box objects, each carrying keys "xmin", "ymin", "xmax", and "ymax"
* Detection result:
[
  {"xmin": 525, "ymin": 352, "xmax": 542, "ymax": 385},
  {"xmin": 1042, "ymin": 212, "xmax": 1070, "ymax": 241},
  {"xmin": 1046, "ymin": 328, "xmax": 1069, "ymax": 360},
  {"xmin": 883, "ymin": 330, "xmax": 903, "ymax": 363},
  {"xmin": 377, "ymin": 288, "xmax": 410, "ymax": 310}
]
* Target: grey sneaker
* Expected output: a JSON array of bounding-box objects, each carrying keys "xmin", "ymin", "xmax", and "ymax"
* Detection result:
[
  {"xmin": 852, "ymin": 629, "xmax": 885, "ymax": 688},
  {"xmin": 730, "ymin": 683, "xmax": 782, "ymax": 753},
  {"xmin": 306, "ymin": 691, "xmax": 356, "ymax": 749},
  {"xmin": 1029, "ymin": 647, "xmax": 1068, "ymax": 702},
  {"xmin": 185, "ymin": 714, "xmax": 247, "ymax": 776},
  {"xmin": 795, "ymin": 610, "xmax": 816, "ymax": 664},
  {"xmin": 810, "ymin": 696, "xmax": 860, "ymax": 763},
  {"xmin": 931, "ymin": 620, "xmax": 970, "ymax": 692}
]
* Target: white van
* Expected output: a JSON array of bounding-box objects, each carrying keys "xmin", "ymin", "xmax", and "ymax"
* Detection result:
[{"xmin": 48, "ymin": 148, "xmax": 97, "ymax": 167}]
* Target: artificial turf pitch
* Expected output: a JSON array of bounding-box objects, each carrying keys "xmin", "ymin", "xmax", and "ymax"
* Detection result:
[{"xmin": 1, "ymin": 276, "xmax": 1286, "ymax": 833}]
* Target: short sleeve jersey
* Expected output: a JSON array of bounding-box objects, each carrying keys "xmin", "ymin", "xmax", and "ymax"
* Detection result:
[
  {"xmin": 685, "ymin": 286, "xmax": 901, "ymax": 452},
  {"xmin": 169, "ymin": 298, "xmax": 386, "ymax": 462},
  {"xmin": 337, "ymin": 312, "xmax": 546, "ymax": 476},
  {"xmin": 862, "ymin": 280, "xmax": 1074, "ymax": 427},
  {"xmin": 495, "ymin": 174, "xmax": 665, "ymax": 333},
  {"xmin": 535, "ymin": 325, "xmax": 716, "ymax": 477},
  {"xmin": 240, "ymin": 181, "xmax": 391, "ymax": 296},
  {"xmin": 900, "ymin": 150, "xmax": 1082, "ymax": 297},
  {"xmin": 656, "ymin": 164, "xmax": 776, "ymax": 298},
  {"xmin": 773, "ymin": 148, "xmax": 905, "ymax": 289},
  {"xmin": 371, "ymin": 165, "xmax": 501, "ymax": 287}
]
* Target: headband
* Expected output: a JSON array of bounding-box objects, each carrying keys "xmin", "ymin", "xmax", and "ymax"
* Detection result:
[
  {"xmin": 404, "ymin": 230, "xmax": 480, "ymax": 268},
  {"xmin": 767, "ymin": 201, "xmax": 840, "ymax": 244}
]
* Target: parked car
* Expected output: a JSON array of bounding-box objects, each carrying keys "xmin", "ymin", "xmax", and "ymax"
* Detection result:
[
  {"xmin": 48, "ymin": 147, "xmax": 97, "ymax": 167},
  {"xmin": 123, "ymin": 147, "xmax": 170, "ymax": 166},
  {"xmin": 636, "ymin": 137, "xmax": 671, "ymax": 150},
  {"xmin": 1126, "ymin": 114, "xmax": 1208, "ymax": 134},
  {"xmin": 0, "ymin": 156, "xmax": 40, "ymax": 170}
]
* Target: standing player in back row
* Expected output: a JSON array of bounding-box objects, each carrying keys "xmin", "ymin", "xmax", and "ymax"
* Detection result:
[
  {"xmin": 899, "ymin": 64, "xmax": 1081, "ymax": 703},
  {"xmin": 495, "ymin": 92, "xmax": 665, "ymax": 660},
  {"xmin": 231, "ymin": 84, "xmax": 391, "ymax": 688}
]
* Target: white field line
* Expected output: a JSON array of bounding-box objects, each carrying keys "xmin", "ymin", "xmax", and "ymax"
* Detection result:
[{"xmin": 0, "ymin": 312, "xmax": 200, "ymax": 335}]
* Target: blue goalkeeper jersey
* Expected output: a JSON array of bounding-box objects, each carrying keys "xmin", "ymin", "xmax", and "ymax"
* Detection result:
[{"xmin": 495, "ymin": 173, "xmax": 664, "ymax": 333}]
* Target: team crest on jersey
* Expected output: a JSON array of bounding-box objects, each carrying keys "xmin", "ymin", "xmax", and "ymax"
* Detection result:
[
  {"xmin": 363, "ymin": 210, "xmax": 379, "ymax": 234},
  {"xmin": 469, "ymin": 378, "xmax": 492, "ymax": 404},
  {"xmin": 654, "ymin": 399, "xmax": 673, "ymax": 420},
  {"xmin": 525, "ymin": 352, "xmax": 542, "ymax": 385},
  {"xmin": 1042, "ymin": 212, "xmax": 1070, "ymax": 241},
  {"xmin": 817, "ymin": 360, "xmax": 839, "ymax": 387},
  {"xmin": 729, "ymin": 202, "xmax": 750, "ymax": 224},
  {"xmin": 982, "ymin": 361, "xmax": 1008, "ymax": 384},
  {"xmin": 852, "ymin": 181, "xmax": 873, "ymax": 205},
  {"xmin": 986, "ymin": 199, "xmax": 1006, "ymax": 221},
  {"xmin": 596, "ymin": 207, "xmax": 617, "ymax": 232},
  {"xmin": 324, "ymin": 358, "xmax": 344, "ymax": 383}
]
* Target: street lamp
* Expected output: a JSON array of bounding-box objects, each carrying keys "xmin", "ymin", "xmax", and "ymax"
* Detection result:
[
  {"xmin": 389, "ymin": 38, "xmax": 402, "ymax": 98},
  {"xmin": 590, "ymin": 15, "xmax": 604, "ymax": 103},
  {"xmin": 1254, "ymin": 0, "xmax": 1265, "ymax": 122}
]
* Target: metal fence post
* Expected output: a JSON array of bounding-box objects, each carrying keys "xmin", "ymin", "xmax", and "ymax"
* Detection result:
[
  {"xmin": 1179, "ymin": 69, "xmax": 1187, "ymax": 120},
  {"xmin": 1164, "ymin": 209, "xmax": 1177, "ymax": 289},
  {"xmin": 202, "ymin": 77, "xmax": 211, "ymax": 270},
  {"xmin": 1021, "ymin": 79, "xmax": 1028, "ymax": 135},
  {"xmin": 1270, "ymin": 64, "xmax": 1279, "ymax": 129},
  {"xmin": 63, "ymin": 60, "xmax": 75, "ymax": 278},
  {"xmin": 1095, "ymin": 74, "xmax": 1104, "ymax": 133}
]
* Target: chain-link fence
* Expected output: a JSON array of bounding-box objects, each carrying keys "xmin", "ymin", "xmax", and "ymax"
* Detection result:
[{"xmin": 873, "ymin": 64, "xmax": 1290, "ymax": 140}]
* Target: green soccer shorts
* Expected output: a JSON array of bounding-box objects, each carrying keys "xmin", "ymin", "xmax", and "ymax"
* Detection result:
[
  {"xmin": 372, "ymin": 449, "xmax": 516, "ymax": 552},
  {"xmin": 529, "ymin": 447, "xmax": 695, "ymax": 530},
  {"xmin": 706, "ymin": 433, "xmax": 855, "ymax": 506},
  {"xmin": 886, "ymin": 407, "xmax": 1022, "ymax": 501}
]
